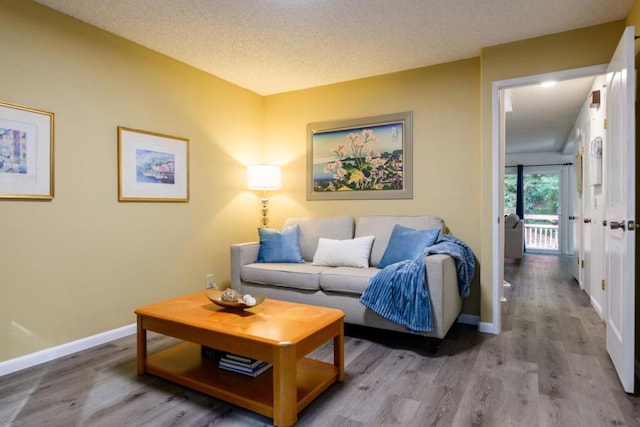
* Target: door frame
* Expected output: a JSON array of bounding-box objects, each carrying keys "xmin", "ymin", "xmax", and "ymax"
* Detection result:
[
  {"xmin": 505, "ymin": 164, "xmax": 571, "ymax": 255},
  {"xmin": 491, "ymin": 64, "xmax": 609, "ymax": 333}
]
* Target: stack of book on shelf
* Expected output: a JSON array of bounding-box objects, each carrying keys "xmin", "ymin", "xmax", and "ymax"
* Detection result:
[{"xmin": 218, "ymin": 353, "xmax": 272, "ymax": 378}]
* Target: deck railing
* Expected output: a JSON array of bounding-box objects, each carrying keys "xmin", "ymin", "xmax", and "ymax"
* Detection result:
[{"xmin": 523, "ymin": 214, "xmax": 559, "ymax": 250}]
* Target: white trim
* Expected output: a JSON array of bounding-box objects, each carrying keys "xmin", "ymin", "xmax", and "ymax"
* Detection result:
[
  {"xmin": 457, "ymin": 314, "xmax": 480, "ymax": 325},
  {"xmin": 0, "ymin": 323, "xmax": 136, "ymax": 377},
  {"xmin": 491, "ymin": 64, "xmax": 609, "ymax": 338},
  {"xmin": 491, "ymin": 81, "xmax": 504, "ymax": 335},
  {"xmin": 591, "ymin": 295, "xmax": 605, "ymax": 320},
  {"xmin": 478, "ymin": 322, "xmax": 495, "ymax": 334}
]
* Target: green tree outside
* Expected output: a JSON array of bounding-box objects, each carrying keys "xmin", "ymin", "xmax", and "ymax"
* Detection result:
[{"xmin": 504, "ymin": 172, "xmax": 559, "ymax": 223}]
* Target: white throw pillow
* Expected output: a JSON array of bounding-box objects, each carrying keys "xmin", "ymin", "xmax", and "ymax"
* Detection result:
[{"xmin": 312, "ymin": 235, "xmax": 375, "ymax": 268}]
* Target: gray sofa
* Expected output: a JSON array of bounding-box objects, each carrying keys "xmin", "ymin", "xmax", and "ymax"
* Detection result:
[
  {"xmin": 230, "ymin": 215, "xmax": 463, "ymax": 339},
  {"xmin": 504, "ymin": 213, "xmax": 524, "ymax": 261}
]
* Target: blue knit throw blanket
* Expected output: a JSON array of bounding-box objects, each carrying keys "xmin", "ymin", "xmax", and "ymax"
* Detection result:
[{"xmin": 360, "ymin": 234, "xmax": 475, "ymax": 333}]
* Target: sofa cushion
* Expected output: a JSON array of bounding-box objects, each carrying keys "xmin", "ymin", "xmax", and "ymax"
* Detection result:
[
  {"xmin": 256, "ymin": 225, "xmax": 304, "ymax": 263},
  {"xmin": 355, "ymin": 215, "xmax": 445, "ymax": 267},
  {"xmin": 319, "ymin": 267, "xmax": 380, "ymax": 295},
  {"xmin": 284, "ymin": 216, "xmax": 355, "ymax": 261},
  {"xmin": 312, "ymin": 235, "xmax": 375, "ymax": 268},
  {"xmin": 378, "ymin": 225, "xmax": 441, "ymax": 269},
  {"xmin": 240, "ymin": 262, "xmax": 329, "ymax": 291}
]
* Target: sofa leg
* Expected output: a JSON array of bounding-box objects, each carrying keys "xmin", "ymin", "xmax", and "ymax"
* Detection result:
[{"xmin": 425, "ymin": 338, "xmax": 441, "ymax": 354}]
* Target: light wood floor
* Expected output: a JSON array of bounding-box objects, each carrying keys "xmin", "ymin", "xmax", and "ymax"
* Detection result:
[{"xmin": 2, "ymin": 254, "xmax": 640, "ymax": 426}]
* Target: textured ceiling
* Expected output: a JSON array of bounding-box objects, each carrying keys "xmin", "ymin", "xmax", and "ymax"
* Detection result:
[
  {"xmin": 33, "ymin": 0, "xmax": 632, "ymax": 96},
  {"xmin": 31, "ymin": 0, "xmax": 632, "ymax": 155},
  {"xmin": 506, "ymin": 76, "xmax": 598, "ymax": 155}
]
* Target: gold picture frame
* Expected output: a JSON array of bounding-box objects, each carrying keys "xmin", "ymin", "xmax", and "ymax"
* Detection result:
[
  {"xmin": 117, "ymin": 126, "xmax": 189, "ymax": 202},
  {"xmin": 0, "ymin": 101, "xmax": 54, "ymax": 200}
]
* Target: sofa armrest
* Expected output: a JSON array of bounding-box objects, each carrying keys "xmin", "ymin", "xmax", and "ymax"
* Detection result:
[
  {"xmin": 230, "ymin": 242, "xmax": 259, "ymax": 290},
  {"xmin": 504, "ymin": 227, "xmax": 524, "ymax": 259},
  {"xmin": 424, "ymin": 254, "xmax": 462, "ymax": 338}
]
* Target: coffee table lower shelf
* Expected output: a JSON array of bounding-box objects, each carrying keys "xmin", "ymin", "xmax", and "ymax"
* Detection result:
[{"xmin": 144, "ymin": 341, "xmax": 338, "ymax": 419}]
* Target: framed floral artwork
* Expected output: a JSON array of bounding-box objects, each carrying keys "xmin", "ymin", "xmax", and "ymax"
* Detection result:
[
  {"xmin": 0, "ymin": 101, "xmax": 54, "ymax": 200},
  {"xmin": 307, "ymin": 112, "xmax": 413, "ymax": 200},
  {"xmin": 117, "ymin": 126, "xmax": 189, "ymax": 202}
]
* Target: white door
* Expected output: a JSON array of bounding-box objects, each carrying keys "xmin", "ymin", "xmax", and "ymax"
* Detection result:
[{"xmin": 605, "ymin": 26, "xmax": 635, "ymax": 394}]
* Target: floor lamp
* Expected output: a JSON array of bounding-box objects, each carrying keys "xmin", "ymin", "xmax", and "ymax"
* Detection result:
[{"xmin": 247, "ymin": 164, "xmax": 281, "ymax": 227}]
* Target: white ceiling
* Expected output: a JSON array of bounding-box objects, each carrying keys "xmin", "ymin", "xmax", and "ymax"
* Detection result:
[
  {"xmin": 505, "ymin": 76, "xmax": 598, "ymax": 155},
  {"xmin": 32, "ymin": 0, "xmax": 632, "ymax": 154}
]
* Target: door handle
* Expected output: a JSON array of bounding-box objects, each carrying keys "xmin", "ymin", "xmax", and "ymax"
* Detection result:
[
  {"xmin": 568, "ymin": 216, "xmax": 577, "ymax": 220},
  {"xmin": 610, "ymin": 220, "xmax": 626, "ymax": 230},
  {"xmin": 584, "ymin": 218, "xmax": 591, "ymax": 223}
]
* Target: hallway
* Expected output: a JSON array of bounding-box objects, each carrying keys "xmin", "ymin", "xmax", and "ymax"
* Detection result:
[{"xmin": 502, "ymin": 254, "xmax": 639, "ymax": 424}]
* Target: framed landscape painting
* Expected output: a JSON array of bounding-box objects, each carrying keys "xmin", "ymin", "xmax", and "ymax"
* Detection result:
[
  {"xmin": 307, "ymin": 111, "xmax": 413, "ymax": 200},
  {"xmin": 0, "ymin": 101, "xmax": 54, "ymax": 200},
  {"xmin": 117, "ymin": 126, "xmax": 189, "ymax": 202}
]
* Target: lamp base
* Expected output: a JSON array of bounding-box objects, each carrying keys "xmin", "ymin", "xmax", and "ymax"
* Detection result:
[{"xmin": 261, "ymin": 196, "xmax": 269, "ymax": 227}]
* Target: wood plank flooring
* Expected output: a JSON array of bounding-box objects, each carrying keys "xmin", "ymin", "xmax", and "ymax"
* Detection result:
[{"xmin": 1, "ymin": 254, "xmax": 640, "ymax": 426}]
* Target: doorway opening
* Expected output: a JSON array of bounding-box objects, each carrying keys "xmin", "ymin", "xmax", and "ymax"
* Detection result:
[
  {"xmin": 505, "ymin": 168, "xmax": 562, "ymax": 253},
  {"xmin": 491, "ymin": 64, "xmax": 609, "ymax": 333}
]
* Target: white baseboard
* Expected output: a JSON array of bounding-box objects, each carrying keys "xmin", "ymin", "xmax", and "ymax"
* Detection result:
[
  {"xmin": 457, "ymin": 314, "xmax": 479, "ymax": 325},
  {"xmin": 0, "ymin": 323, "xmax": 136, "ymax": 377},
  {"xmin": 478, "ymin": 322, "xmax": 495, "ymax": 334},
  {"xmin": 590, "ymin": 296, "xmax": 604, "ymax": 320}
]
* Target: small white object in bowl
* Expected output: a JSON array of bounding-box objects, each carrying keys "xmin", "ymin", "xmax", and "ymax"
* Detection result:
[{"xmin": 242, "ymin": 294, "xmax": 257, "ymax": 306}]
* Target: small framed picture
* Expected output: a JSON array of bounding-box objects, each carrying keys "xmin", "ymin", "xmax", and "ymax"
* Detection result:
[
  {"xmin": 589, "ymin": 136, "xmax": 603, "ymax": 186},
  {"xmin": 117, "ymin": 126, "xmax": 189, "ymax": 202},
  {"xmin": 0, "ymin": 101, "xmax": 54, "ymax": 200}
]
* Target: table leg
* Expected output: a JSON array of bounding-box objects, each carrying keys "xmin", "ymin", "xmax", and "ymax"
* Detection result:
[
  {"xmin": 136, "ymin": 315, "xmax": 147, "ymax": 375},
  {"xmin": 272, "ymin": 343, "xmax": 297, "ymax": 427},
  {"xmin": 334, "ymin": 319, "xmax": 345, "ymax": 382}
]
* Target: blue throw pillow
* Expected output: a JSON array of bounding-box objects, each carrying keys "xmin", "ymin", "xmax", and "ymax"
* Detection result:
[
  {"xmin": 378, "ymin": 224, "xmax": 441, "ymax": 269},
  {"xmin": 256, "ymin": 224, "xmax": 305, "ymax": 263}
]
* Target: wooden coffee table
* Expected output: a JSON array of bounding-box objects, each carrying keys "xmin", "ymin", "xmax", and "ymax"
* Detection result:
[{"xmin": 135, "ymin": 290, "xmax": 344, "ymax": 426}]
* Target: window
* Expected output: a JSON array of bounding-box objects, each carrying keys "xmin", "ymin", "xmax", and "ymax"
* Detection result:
[{"xmin": 504, "ymin": 170, "xmax": 560, "ymax": 252}]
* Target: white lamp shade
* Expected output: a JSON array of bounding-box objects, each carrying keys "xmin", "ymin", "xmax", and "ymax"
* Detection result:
[{"xmin": 247, "ymin": 164, "xmax": 281, "ymax": 190}]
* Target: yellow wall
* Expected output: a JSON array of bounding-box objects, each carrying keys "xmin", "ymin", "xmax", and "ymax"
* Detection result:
[
  {"xmin": 263, "ymin": 61, "xmax": 482, "ymax": 315},
  {"xmin": 626, "ymin": 0, "xmax": 640, "ymax": 42},
  {"xmin": 1, "ymin": 0, "xmax": 631, "ymax": 364},
  {"xmin": 0, "ymin": 0, "xmax": 263, "ymax": 361},
  {"xmin": 479, "ymin": 21, "xmax": 625, "ymax": 323}
]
